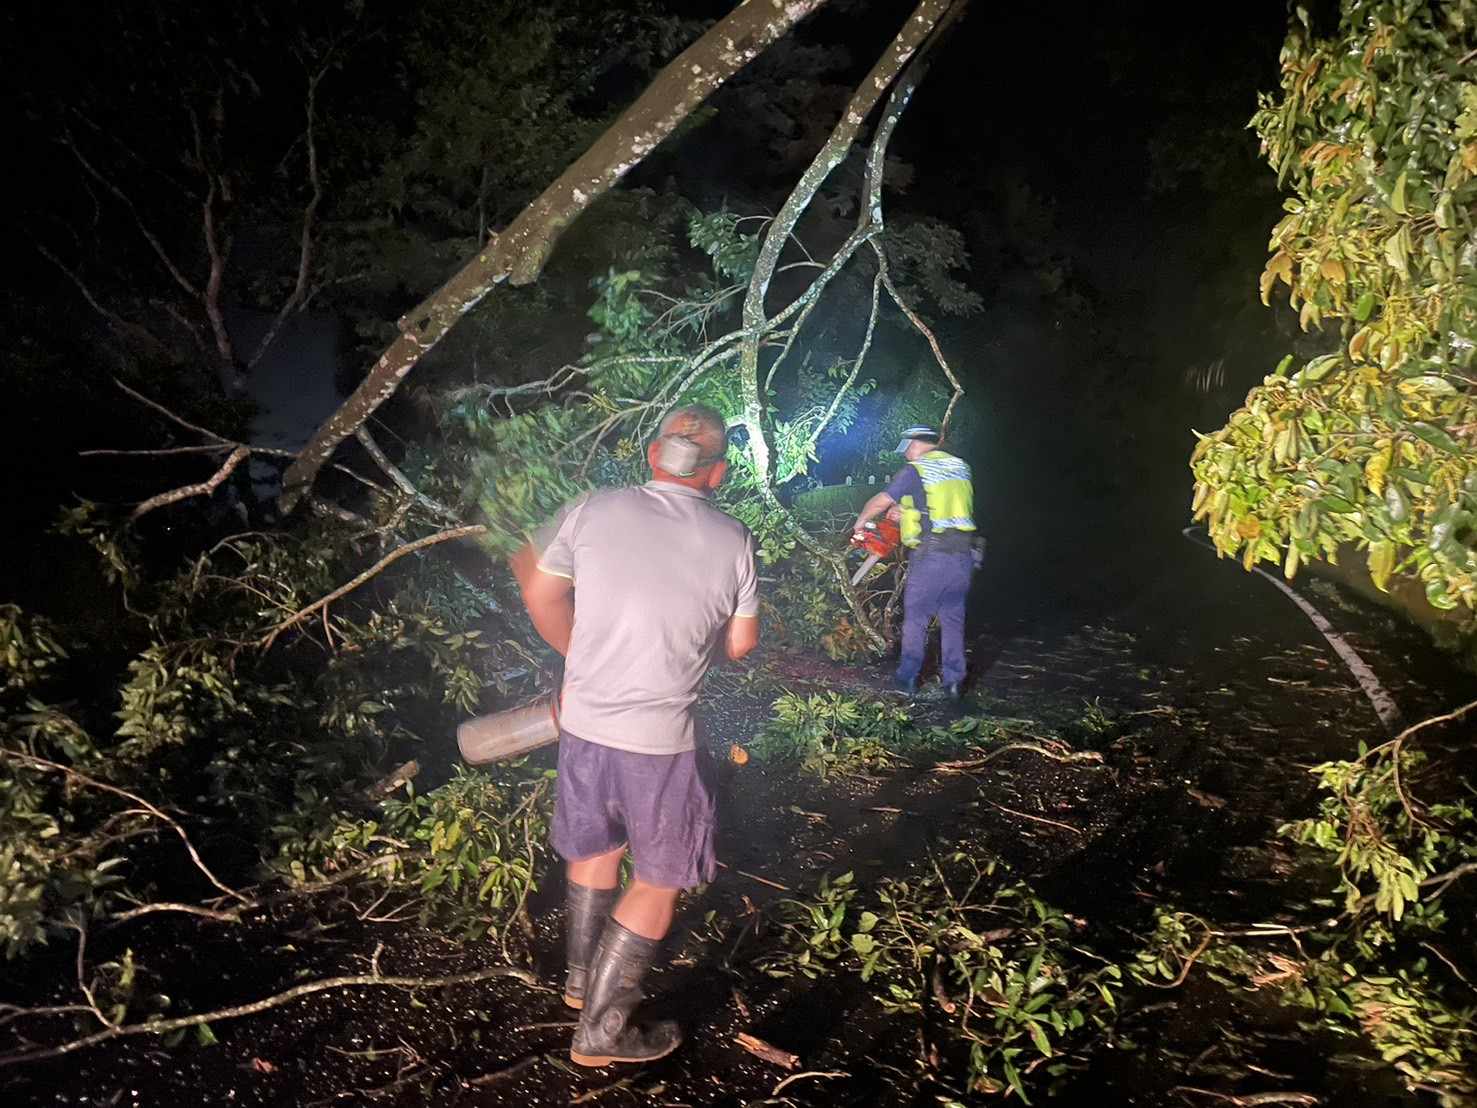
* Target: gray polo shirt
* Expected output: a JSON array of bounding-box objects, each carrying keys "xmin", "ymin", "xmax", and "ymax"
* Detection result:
[{"xmin": 535, "ymin": 481, "xmax": 758, "ymax": 755}]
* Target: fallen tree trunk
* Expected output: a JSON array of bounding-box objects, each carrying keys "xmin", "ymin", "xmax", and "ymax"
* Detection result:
[{"xmin": 280, "ymin": 0, "xmax": 828, "ymax": 513}]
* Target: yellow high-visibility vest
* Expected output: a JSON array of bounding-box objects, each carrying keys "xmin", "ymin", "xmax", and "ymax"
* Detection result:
[{"xmin": 898, "ymin": 449, "xmax": 976, "ymax": 548}]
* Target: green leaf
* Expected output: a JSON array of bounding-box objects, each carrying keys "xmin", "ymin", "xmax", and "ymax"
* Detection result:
[
  {"xmin": 1391, "ymin": 171, "xmax": 1408, "ymax": 214},
  {"xmin": 1002, "ymin": 1059, "xmax": 1030, "ymax": 1104},
  {"xmin": 1352, "ymin": 290, "xmax": 1377, "ymax": 322},
  {"xmin": 195, "ymin": 1022, "xmax": 219, "ymax": 1047},
  {"xmin": 1410, "ymin": 422, "xmax": 1462, "ymax": 454},
  {"xmin": 1028, "ymin": 1021, "xmax": 1054, "ymax": 1058},
  {"xmin": 1398, "ymin": 374, "xmax": 1458, "ymax": 397}
]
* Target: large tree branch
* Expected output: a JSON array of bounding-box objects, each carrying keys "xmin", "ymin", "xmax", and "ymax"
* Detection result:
[
  {"xmin": 278, "ymin": 0, "xmax": 828, "ymax": 512},
  {"xmin": 738, "ymin": 0, "xmax": 957, "ymax": 487},
  {"xmin": 131, "ymin": 446, "xmax": 249, "ymax": 520},
  {"xmin": 732, "ymin": 0, "xmax": 963, "ymax": 649}
]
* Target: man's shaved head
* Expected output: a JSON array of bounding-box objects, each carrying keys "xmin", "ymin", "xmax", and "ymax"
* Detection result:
[{"xmin": 657, "ymin": 404, "xmax": 727, "ymax": 459}]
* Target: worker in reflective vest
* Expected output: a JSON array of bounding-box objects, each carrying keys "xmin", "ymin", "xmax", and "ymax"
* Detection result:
[{"xmin": 852, "ymin": 425, "xmax": 977, "ymax": 699}]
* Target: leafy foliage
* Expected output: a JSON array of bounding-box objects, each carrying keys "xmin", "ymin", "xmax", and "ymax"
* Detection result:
[
  {"xmin": 749, "ymin": 691, "xmax": 983, "ymax": 775},
  {"xmin": 1284, "ymin": 739, "xmax": 1473, "ymax": 922},
  {"xmin": 0, "ymin": 501, "xmax": 546, "ymax": 960},
  {"xmin": 1192, "ymin": 1, "xmax": 1477, "ymax": 609},
  {"xmin": 761, "ymin": 856, "xmax": 1123, "ymax": 1102},
  {"xmin": 1136, "ymin": 709, "xmax": 1477, "ymax": 1105},
  {"xmin": 271, "ymin": 767, "xmax": 551, "ymax": 941}
]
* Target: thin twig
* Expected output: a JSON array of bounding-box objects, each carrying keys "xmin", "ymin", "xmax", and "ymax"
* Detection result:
[
  {"xmin": 112, "ymin": 378, "xmax": 230, "ymax": 444},
  {"xmin": 108, "ymin": 901, "xmax": 246, "ymax": 925},
  {"xmin": 8, "ymin": 752, "xmax": 248, "ymax": 905},
  {"xmin": 0, "ymin": 964, "xmax": 544, "ymax": 1067},
  {"xmin": 772, "ymin": 1070, "xmax": 848, "ymax": 1096},
  {"xmin": 354, "ymin": 427, "xmax": 462, "ymax": 522},
  {"xmin": 717, "ymin": 861, "xmax": 790, "ymax": 891},
  {"xmin": 1143, "ymin": 929, "xmax": 1214, "ymax": 990},
  {"xmin": 467, "ymin": 1053, "xmax": 543, "ymax": 1086},
  {"xmin": 874, "ymin": 244, "xmax": 963, "ymax": 432},
  {"xmin": 0, "ymin": 1003, "xmax": 95, "ymax": 1031},
  {"xmin": 986, "ymin": 801, "xmax": 1084, "ymax": 837},
  {"xmin": 67, "ymin": 920, "xmax": 115, "ymax": 1030},
  {"xmin": 570, "ymin": 1075, "xmax": 635, "ymax": 1103},
  {"xmin": 246, "ymin": 59, "xmax": 329, "ymax": 369},
  {"xmin": 935, "ymin": 742, "xmax": 1103, "ymax": 773},
  {"xmin": 1171, "ymin": 1088, "xmax": 1319, "ymax": 1107}
]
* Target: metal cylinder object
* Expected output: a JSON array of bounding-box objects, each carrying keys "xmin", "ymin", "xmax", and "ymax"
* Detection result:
[{"xmin": 457, "ymin": 695, "xmax": 560, "ymax": 765}]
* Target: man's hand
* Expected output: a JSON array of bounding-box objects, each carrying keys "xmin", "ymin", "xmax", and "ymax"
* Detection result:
[{"xmin": 853, "ymin": 490, "xmax": 897, "ymax": 537}]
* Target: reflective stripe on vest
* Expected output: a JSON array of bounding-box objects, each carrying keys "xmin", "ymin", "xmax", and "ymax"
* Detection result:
[{"xmin": 900, "ymin": 450, "xmax": 975, "ymax": 548}]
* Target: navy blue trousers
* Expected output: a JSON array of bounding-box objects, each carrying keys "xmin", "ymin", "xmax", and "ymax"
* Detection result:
[{"xmin": 897, "ymin": 549, "xmax": 973, "ymax": 686}]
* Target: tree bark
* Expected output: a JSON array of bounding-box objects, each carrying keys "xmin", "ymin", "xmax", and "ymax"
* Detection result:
[
  {"xmin": 279, "ymin": 0, "xmax": 828, "ymax": 513},
  {"xmin": 734, "ymin": 0, "xmax": 963, "ymax": 648},
  {"xmin": 738, "ymin": 0, "xmax": 958, "ymax": 487}
]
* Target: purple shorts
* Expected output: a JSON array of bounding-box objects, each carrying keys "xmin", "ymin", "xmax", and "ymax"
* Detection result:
[{"xmin": 551, "ymin": 731, "xmax": 717, "ymax": 891}]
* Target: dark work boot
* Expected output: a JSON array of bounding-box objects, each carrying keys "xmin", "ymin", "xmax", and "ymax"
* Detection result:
[
  {"xmin": 570, "ymin": 920, "xmax": 682, "ymax": 1067},
  {"xmin": 564, "ymin": 882, "xmax": 619, "ymax": 1010}
]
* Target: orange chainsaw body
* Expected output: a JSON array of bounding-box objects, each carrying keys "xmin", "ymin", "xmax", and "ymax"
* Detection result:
[{"xmin": 851, "ymin": 518, "xmax": 900, "ymax": 558}]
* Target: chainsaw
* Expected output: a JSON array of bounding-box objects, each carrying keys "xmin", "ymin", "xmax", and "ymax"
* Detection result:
[{"xmin": 848, "ymin": 517, "xmax": 901, "ymax": 585}]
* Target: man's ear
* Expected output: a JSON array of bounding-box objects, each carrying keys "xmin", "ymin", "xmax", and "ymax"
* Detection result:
[
  {"xmin": 704, "ymin": 459, "xmax": 729, "ymax": 490},
  {"xmin": 646, "ymin": 440, "xmax": 662, "ymax": 473}
]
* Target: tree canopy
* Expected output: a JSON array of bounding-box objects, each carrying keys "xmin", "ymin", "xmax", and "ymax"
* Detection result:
[{"xmin": 1192, "ymin": 0, "xmax": 1477, "ymax": 616}]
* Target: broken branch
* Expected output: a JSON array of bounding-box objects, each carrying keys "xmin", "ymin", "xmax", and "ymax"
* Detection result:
[
  {"xmin": 259, "ymin": 524, "xmax": 487, "ymax": 649},
  {"xmin": 0, "ymin": 963, "xmax": 543, "ymax": 1067},
  {"xmin": 736, "ymin": 1032, "xmax": 800, "ymax": 1070}
]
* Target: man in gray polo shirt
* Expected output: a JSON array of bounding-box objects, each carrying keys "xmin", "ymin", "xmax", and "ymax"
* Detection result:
[{"xmin": 511, "ymin": 403, "xmax": 759, "ymax": 1067}]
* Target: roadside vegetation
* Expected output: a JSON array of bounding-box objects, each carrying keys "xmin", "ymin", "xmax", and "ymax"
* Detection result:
[{"xmin": 2, "ymin": 0, "xmax": 1475, "ymax": 1103}]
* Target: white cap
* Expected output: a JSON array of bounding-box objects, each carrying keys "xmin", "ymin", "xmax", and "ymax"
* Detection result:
[{"xmin": 894, "ymin": 425, "xmax": 940, "ymax": 453}]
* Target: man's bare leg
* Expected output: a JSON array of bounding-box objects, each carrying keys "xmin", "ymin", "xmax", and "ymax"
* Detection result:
[
  {"xmin": 567, "ymin": 850, "xmax": 679, "ymax": 939},
  {"xmin": 613, "ymin": 878, "xmax": 680, "ymax": 940},
  {"xmin": 567, "ymin": 845, "xmax": 624, "ymax": 891},
  {"xmin": 572, "ymin": 874, "xmax": 684, "ymax": 1065}
]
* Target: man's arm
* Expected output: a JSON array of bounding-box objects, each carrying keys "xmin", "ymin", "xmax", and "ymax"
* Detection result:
[
  {"xmin": 509, "ymin": 541, "xmax": 541, "ymax": 596},
  {"xmin": 520, "ymin": 563, "xmax": 575, "ymax": 656},
  {"xmin": 852, "ymin": 490, "xmax": 896, "ymax": 536},
  {"xmin": 724, "ymin": 613, "xmax": 759, "ymax": 661}
]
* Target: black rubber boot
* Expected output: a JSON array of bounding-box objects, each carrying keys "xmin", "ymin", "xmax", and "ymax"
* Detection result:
[
  {"xmin": 564, "ymin": 882, "xmax": 619, "ymax": 1010},
  {"xmin": 570, "ymin": 920, "xmax": 682, "ymax": 1067}
]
